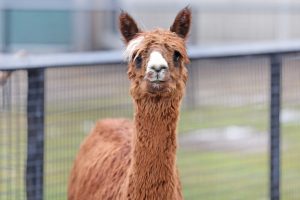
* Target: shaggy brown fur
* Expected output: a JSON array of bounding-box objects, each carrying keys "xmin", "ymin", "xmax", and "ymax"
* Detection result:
[{"xmin": 68, "ymin": 7, "xmax": 191, "ymax": 200}]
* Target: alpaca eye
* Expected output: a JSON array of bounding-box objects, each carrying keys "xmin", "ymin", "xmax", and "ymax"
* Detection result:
[
  {"xmin": 173, "ymin": 51, "xmax": 181, "ymax": 66},
  {"xmin": 134, "ymin": 55, "xmax": 142, "ymax": 69}
]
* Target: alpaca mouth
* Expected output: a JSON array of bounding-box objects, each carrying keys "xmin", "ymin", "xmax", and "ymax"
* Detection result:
[
  {"xmin": 146, "ymin": 79, "xmax": 169, "ymax": 94},
  {"xmin": 151, "ymin": 80, "xmax": 165, "ymax": 84}
]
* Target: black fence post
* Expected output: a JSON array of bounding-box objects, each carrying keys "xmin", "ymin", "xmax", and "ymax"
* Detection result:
[
  {"xmin": 270, "ymin": 54, "xmax": 282, "ymax": 200},
  {"xmin": 26, "ymin": 69, "xmax": 45, "ymax": 200}
]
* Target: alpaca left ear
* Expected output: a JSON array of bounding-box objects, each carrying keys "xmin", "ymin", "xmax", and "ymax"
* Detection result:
[
  {"xmin": 119, "ymin": 11, "xmax": 141, "ymax": 44},
  {"xmin": 170, "ymin": 7, "xmax": 191, "ymax": 40}
]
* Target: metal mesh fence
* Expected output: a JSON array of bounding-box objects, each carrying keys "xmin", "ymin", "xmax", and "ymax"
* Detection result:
[
  {"xmin": 180, "ymin": 57, "xmax": 270, "ymax": 200},
  {"xmin": 0, "ymin": 53, "xmax": 299, "ymax": 200},
  {"xmin": 281, "ymin": 55, "xmax": 300, "ymax": 200},
  {"xmin": 44, "ymin": 65, "xmax": 131, "ymax": 199},
  {"xmin": 0, "ymin": 70, "xmax": 27, "ymax": 199}
]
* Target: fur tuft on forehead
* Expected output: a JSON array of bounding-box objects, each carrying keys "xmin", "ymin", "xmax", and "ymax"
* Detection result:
[{"xmin": 124, "ymin": 36, "xmax": 144, "ymax": 61}]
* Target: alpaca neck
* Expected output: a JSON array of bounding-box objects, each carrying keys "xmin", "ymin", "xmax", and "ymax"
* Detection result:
[{"xmin": 126, "ymin": 97, "xmax": 180, "ymax": 199}]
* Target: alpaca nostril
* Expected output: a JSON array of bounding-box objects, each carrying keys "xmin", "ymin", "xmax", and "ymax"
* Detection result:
[{"xmin": 150, "ymin": 65, "xmax": 167, "ymax": 73}]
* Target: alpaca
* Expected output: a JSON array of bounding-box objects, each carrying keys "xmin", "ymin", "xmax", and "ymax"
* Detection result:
[{"xmin": 68, "ymin": 7, "xmax": 191, "ymax": 200}]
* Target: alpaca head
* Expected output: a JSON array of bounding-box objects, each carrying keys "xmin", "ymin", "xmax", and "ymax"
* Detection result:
[{"xmin": 119, "ymin": 8, "xmax": 191, "ymax": 101}]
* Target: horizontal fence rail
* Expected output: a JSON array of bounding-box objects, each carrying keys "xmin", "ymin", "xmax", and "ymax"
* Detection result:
[
  {"xmin": 1, "ymin": 41, "xmax": 300, "ymax": 70},
  {"xmin": 1, "ymin": 42, "xmax": 300, "ymax": 200}
]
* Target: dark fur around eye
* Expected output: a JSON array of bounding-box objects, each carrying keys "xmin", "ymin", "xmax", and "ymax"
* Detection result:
[
  {"xmin": 173, "ymin": 51, "xmax": 181, "ymax": 67},
  {"xmin": 134, "ymin": 55, "xmax": 142, "ymax": 68}
]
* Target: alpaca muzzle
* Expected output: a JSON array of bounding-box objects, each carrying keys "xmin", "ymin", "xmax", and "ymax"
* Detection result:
[
  {"xmin": 145, "ymin": 51, "xmax": 169, "ymax": 83},
  {"xmin": 145, "ymin": 68, "xmax": 169, "ymax": 83}
]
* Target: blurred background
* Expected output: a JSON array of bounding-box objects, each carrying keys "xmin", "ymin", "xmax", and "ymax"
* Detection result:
[
  {"xmin": 0, "ymin": 0, "xmax": 300, "ymax": 200},
  {"xmin": 1, "ymin": 0, "xmax": 300, "ymax": 53}
]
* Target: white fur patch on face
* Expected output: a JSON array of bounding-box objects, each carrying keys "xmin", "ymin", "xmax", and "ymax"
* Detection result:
[
  {"xmin": 146, "ymin": 51, "xmax": 168, "ymax": 73},
  {"xmin": 146, "ymin": 51, "xmax": 169, "ymax": 82},
  {"xmin": 123, "ymin": 36, "xmax": 144, "ymax": 61}
]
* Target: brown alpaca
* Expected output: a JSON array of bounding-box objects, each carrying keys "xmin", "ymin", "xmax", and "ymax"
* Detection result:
[{"xmin": 68, "ymin": 7, "xmax": 191, "ymax": 200}]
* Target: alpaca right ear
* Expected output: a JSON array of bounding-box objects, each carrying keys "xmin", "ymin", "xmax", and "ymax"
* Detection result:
[
  {"xmin": 170, "ymin": 7, "xmax": 191, "ymax": 39},
  {"xmin": 119, "ymin": 11, "xmax": 141, "ymax": 44}
]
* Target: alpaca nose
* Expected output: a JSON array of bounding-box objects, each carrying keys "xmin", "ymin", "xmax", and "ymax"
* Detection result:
[{"xmin": 150, "ymin": 65, "xmax": 168, "ymax": 73}]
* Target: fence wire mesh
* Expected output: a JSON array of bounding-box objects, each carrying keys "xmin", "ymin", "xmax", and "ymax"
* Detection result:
[
  {"xmin": 281, "ymin": 55, "xmax": 300, "ymax": 200},
  {"xmin": 180, "ymin": 57, "xmax": 269, "ymax": 200},
  {"xmin": 0, "ymin": 70, "xmax": 27, "ymax": 199},
  {"xmin": 0, "ymin": 54, "xmax": 299, "ymax": 200}
]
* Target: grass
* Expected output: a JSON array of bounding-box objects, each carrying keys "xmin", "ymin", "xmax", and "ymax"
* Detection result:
[
  {"xmin": 178, "ymin": 151, "xmax": 268, "ymax": 200},
  {"xmin": 1, "ymin": 102, "xmax": 300, "ymax": 200}
]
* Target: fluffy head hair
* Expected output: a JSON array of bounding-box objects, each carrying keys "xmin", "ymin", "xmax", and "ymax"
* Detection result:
[{"xmin": 119, "ymin": 7, "xmax": 191, "ymax": 101}]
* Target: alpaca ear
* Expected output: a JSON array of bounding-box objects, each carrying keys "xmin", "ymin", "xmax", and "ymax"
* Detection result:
[
  {"xmin": 170, "ymin": 7, "xmax": 191, "ymax": 39},
  {"xmin": 119, "ymin": 11, "xmax": 141, "ymax": 43}
]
